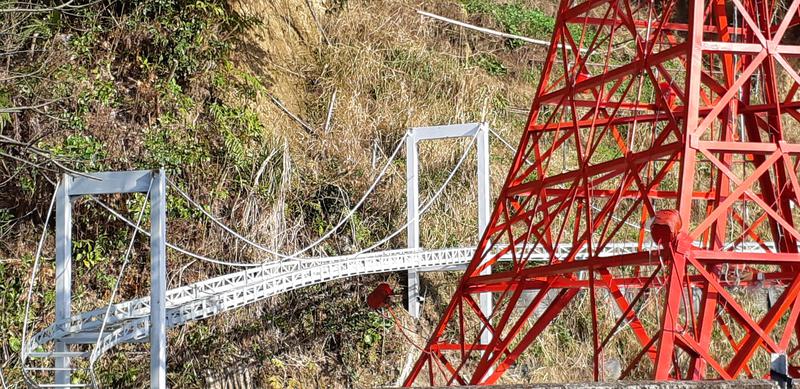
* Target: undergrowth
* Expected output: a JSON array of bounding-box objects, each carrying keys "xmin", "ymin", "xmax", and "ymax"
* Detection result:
[{"xmin": 462, "ymin": 0, "xmax": 557, "ymax": 47}]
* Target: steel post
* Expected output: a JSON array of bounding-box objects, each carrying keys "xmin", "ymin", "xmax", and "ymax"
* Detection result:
[
  {"xmin": 405, "ymin": 123, "xmax": 492, "ymax": 319},
  {"xmin": 476, "ymin": 123, "xmax": 492, "ymax": 345},
  {"xmin": 150, "ymin": 169, "xmax": 167, "ymax": 388},
  {"xmin": 406, "ymin": 130, "xmax": 421, "ymax": 318},
  {"xmin": 54, "ymin": 175, "xmax": 72, "ymax": 386}
]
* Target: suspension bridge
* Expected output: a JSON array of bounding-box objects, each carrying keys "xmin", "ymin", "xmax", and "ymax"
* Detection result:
[
  {"xmin": 19, "ymin": 112, "xmax": 799, "ymax": 387},
  {"xmin": 19, "ymin": 123, "xmax": 644, "ymax": 388}
]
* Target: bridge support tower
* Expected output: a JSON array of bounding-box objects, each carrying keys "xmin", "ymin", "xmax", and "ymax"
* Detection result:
[
  {"xmin": 55, "ymin": 170, "xmax": 168, "ymax": 388},
  {"xmin": 405, "ymin": 122, "xmax": 492, "ymax": 345}
]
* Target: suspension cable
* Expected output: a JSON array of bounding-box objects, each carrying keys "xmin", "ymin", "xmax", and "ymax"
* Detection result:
[
  {"xmin": 168, "ymin": 133, "xmax": 409, "ymax": 260},
  {"xmin": 20, "ymin": 179, "xmax": 59, "ymax": 364},
  {"xmin": 89, "ymin": 197, "xmax": 260, "ymax": 267},
  {"xmin": 342, "ymin": 133, "xmax": 478, "ymax": 257},
  {"xmin": 92, "ymin": 133, "xmax": 478, "ymax": 268},
  {"xmin": 69, "ymin": 136, "xmax": 479, "ymax": 361}
]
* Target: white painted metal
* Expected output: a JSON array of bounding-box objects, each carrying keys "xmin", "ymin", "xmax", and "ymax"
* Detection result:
[
  {"xmin": 410, "ymin": 123, "xmax": 482, "ymax": 140},
  {"xmin": 44, "ymin": 170, "xmax": 169, "ymax": 389},
  {"xmin": 26, "ymin": 240, "xmax": 780, "ymax": 387},
  {"xmin": 31, "ymin": 167, "xmax": 791, "ymax": 388},
  {"xmin": 476, "ymin": 123, "xmax": 492, "ymax": 345},
  {"xmin": 54, "ymin": 176, "xmax": 72, "ymax": 386},
  {"xmin": 406, "ymin": 129, "xmax": 421, "ymax": 318},
  {"xmin": 69, "ymin": 170, "xmax": 152, "ymax": 195},
  {"xmin": 405, "ymin": 123, "xmax": 490, "ymax": 319},
  {"xmin": 149, "ymin": 170, "xmax": 167, "ymax": 389}
]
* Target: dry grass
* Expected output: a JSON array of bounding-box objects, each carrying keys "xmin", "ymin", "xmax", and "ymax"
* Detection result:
[
  {"xmin": 152, "ymin": 0, "xmax": 549, "ymax": 387},
  {"xmin": 201, "ymin": 1, "xmax": 800, "ymax": 383}
]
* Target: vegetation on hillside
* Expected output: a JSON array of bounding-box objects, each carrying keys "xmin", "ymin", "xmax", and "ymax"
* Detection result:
[{"xmin": 0, "ymin": 0, "xmax": 566, "ymax": 387}]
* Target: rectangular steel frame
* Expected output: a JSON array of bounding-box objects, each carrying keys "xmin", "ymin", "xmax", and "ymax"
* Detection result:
[
  {"xmin": 55, "ymin": 170, "xmax": 167, "ymax": 388},
  {"xmin": 405, "ymin": 122, "xmax": 491, "ymax": 343}
]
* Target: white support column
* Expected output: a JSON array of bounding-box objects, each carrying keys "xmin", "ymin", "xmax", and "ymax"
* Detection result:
[
  {"xmin": 406, "ymin": 131, "xmax": 421, "ymax": 318},
  {"xmin": 149, "ymin": 169, "xmax": 167, "ymax": 388},
  {"xmin": 476, "ymin": 123, "xmax": 492, "ymax": 345},
  {"xmin": 54, "ymin": 175, "xmax": 72, "ymax": 386}
]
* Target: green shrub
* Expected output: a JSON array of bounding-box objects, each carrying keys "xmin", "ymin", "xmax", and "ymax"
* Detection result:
[
  {"xmin": 44, "ymin": 135, "xmax": 107, "ymax": 171},
  {"xmin": 73, "ymin": 236, "xmax": 109, "ymax": 269},
  {"xmin": 135, "ymin": 0, "xmax": 256, "ymax": 84},
  {"xmin": 462, "ymin": 0, "xmax": 556, "ymax": 46},
  {"xmin": 472, "ymin": 53, "xmax": 507, "ymax": 76},
  {"xmin": 461, "ymin": 0, "xmax": 594, "ymax": 48},
  {"xmin": 0, "ymin": 91, "xmax": 12, "ymax": 129}
]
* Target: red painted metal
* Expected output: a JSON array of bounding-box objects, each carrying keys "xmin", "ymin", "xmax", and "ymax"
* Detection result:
[
  {"xmin": 368, "ymin": 283, "xmax": 394, "ymax": 310},
  {"xmin": 404, "ymin": 0, "xmax": 800, "ymax": 384}
]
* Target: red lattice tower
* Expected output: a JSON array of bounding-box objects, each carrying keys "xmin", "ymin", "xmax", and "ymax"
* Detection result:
[{"xmin": 404, "ymin": 0, "xmax": 800, "ymax": 384}]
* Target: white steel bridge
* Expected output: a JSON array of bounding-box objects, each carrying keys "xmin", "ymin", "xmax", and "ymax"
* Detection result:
[{"xmin": 23, "ymin": 243, "xmax": 647, "ymax": 388}]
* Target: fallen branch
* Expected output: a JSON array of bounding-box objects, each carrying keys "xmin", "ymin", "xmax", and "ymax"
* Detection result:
[
  {"xmin": 305, "ymin": 0, "xmax": 331, "ymax": 46},
  {"xmin": 323, "ymin": 89, "xmax": 336, "ymax": 133},
  {"xmin": 417, "ymin": 9, "xmax": 585, "ymax": 52},
  {"xmin": 269, "ymin": 95, "xmax": 315, "ymax": 135},
  {"xmin": 0, "ymin": 150, "xmax": 53, "ymax": 172}
]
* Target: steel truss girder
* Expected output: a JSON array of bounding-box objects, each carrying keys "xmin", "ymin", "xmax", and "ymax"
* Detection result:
[{"xmin": 26, "ymin": 241, "xmax": 655, "ymax": 386}]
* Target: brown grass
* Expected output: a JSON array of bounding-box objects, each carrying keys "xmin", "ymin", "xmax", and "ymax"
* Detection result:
[{"xmin": 153, "ymin": 0, "xmax": 546, "ymax": 387}]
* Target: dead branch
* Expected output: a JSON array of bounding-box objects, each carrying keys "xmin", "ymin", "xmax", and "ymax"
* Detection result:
[
  {"xmin": 323, "ymin": 89, "xmax": 336, "ymax": 133},
  {"xmin": 269, "ymin": 95, "xmax": 315, "ymax": 135},
  {"xmin": 305, "ymin": 0, "xmax": 331, "ymax": 46},
  {"xmin": 0, "ymin": 99, "xmax": 63, "ymax": 114}
]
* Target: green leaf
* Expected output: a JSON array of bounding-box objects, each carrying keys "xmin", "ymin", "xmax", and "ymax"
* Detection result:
[{"xmin": 9, "ymin": 337, "xmax": 21, "ymax": 352}]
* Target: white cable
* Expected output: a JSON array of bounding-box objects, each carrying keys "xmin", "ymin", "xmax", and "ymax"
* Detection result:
[
  {"xmin": 488, "ymin": 128, "xmax": 525, "ymax": 162},
  {"xmin": 89, "ymin": 197, "xmax": 259, "ymax": 268},
  {"xmin": 20, "ymin": 179, "xmax": 58, "ymax": 369},
  {"xmin": 168, "ymin": 133, "xmax": 408, "ymax": 260},
  {"xmin": 343, "ymin": 134, "xmax": 478, "ymax": 257},
  {"xmin": 89, "ymin": 176, "xmax": 153, "ymax": 385},
  {"xmin": 92, "ymin": 133, "xmax": 477, "ymax": 268}
]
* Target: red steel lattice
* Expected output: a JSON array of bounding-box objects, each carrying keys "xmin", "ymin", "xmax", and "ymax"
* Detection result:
[{"xmin": 404, "ymin": 0, "xmax": 800, "ymax": 384}]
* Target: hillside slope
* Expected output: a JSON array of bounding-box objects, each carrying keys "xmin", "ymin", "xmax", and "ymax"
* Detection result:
[{"xmin": 0, "ymin": 0, "xmax": 556, "ymax": 387}]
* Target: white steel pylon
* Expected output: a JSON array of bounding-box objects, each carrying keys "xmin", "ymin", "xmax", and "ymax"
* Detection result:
[
  {"xmin": 53, "ymin": 170, "xmax": 167, "ymax": 388},
  {"xmin": 405, "ymin": 122, "xmax": 492, "ymax": 346}
]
